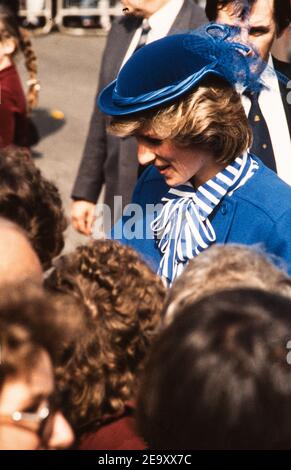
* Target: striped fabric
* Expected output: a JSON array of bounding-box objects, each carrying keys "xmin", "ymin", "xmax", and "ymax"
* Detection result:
[{"xmin": 151, "ymin": 152, "xmax": 259, "ymax": 286}]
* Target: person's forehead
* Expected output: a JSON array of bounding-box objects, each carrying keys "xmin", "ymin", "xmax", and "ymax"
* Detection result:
[
  {"xmin": 248, "ymin": 0, "xmax": 275, "ymax": 26},
  {"xmin": 14, "ymin": 350, "xmax": 54, "ymax": 399},
  {"xmin": 217, "ymin": 0, "xmax": 275, "ymax": 26},
  {"xmin": 0, "ymin": 352, "xmax": 54, "ymax": 411},
  {"xmin": 137, "ymin": 128, "xmax": 161, "ymax": 138},
  {"xmin": 28, "ymin": 351, "xmax": 54, "ymax": 395}
]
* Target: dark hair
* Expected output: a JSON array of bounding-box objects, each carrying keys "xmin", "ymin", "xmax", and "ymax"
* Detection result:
[
  {"xmin": 0, "ymin": 4, "xmax": 39, "ymax": 111},
  {"xmin": 205, "ymin": 0, "xmax": 291, "ymax": 35},
  {"xmin": 45, "ymin": 240, "xmax": 166, "ymax": 435},
  {"xmin": 0, "ymin": 146, "xmax": 67, "ymax": 269},
  {"xmin": 0, "ymin": 1, "xmax": 19, "ymax": 16},
  {"xmin": 0, "ymin": 282, "xmax": 79, "ymax": 388},
  {"xmin": 137, "ymin": 288, "xmax": 291, "ymax": 449}
]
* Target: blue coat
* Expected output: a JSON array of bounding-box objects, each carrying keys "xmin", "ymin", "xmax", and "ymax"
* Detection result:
[{"xmin": 112, "ymin": 157, "xmax": 291, "ymax": 275}]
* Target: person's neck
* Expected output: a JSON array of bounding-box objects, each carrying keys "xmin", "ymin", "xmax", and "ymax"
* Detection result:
[
  {"xmin": 191, "ymin": 162, "xmax": 226, "ymax": 189},
  {"xmin": 0, "ymin": 55, "xmax": 12, "ymax": 71}
]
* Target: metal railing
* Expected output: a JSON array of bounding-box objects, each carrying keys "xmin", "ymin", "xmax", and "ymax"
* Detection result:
[
  {"xmin": 19, "ymin": 0, "xmax": 54, "ymax": 34},
  {"xmin": 55, "ymin": 0, "xmax": 122, "ymax": 35},
  {"xmin": 18, "ymin": 0, "xmax": 122, "ymax": 35}
]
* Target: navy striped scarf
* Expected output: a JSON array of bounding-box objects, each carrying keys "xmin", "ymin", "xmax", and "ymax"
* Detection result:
[{"xmin": 151, "ymin": 152, "xmax": 259, "ymax": 286}]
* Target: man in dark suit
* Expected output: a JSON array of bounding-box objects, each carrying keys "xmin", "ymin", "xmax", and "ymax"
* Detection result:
[
  {"xmin": 71, "ymin": 0, "xmax": 207, "ymax": 234},
  {"xmin": 205, "ymin": 0, "xmax": 291, "ymax": 183}
]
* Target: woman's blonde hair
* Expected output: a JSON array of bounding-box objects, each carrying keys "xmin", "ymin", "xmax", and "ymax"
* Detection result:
[{"xmin": 109, "ymin": 77, "xmax": 252, "ymax": 165}]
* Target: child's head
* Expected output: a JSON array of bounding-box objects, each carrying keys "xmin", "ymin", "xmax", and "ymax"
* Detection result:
[
  {"xmin": 45, "ymin": 240, "xmax": 166, "ymax": 436},
  {"xmin": 137, "ymin": 288, "xmax": 291, "ymax": 450},
  {"xmin": 0, "ymin": 4, "xmax": 38, "ymax": 111}
]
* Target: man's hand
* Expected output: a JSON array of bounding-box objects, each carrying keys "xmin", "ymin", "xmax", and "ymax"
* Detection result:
[{"xmin": 71, "ymin": 200, "xmax": 96, "ymax": 235}]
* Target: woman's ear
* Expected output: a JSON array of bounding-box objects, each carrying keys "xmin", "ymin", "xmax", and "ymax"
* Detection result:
[{"xmin": 2, "ymin": 38, "xmax": 17, "ymax": 56}]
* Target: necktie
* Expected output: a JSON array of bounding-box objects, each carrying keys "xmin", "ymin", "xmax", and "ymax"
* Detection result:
[
  {"xmin": 246, "ymin": 91, "xmax": 277, "ymax": 172},
  {"xmin": 134, "ymin": 18, "xmax": 151, "ymax": 54}
]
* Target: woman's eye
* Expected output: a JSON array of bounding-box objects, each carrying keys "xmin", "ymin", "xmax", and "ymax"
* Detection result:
[
  {"xmin": 141, "ymin": 137, "xmax": 162, "ymax": 146},
  {"xmin": 22, "ymin": 404, "xmax": 40, "ymax": 414},
  {"xmin": 22, "ymin": 400, "xmax": 47, "ymax": 414}
]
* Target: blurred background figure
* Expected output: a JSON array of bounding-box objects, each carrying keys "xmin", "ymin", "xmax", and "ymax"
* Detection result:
[
  {"xmin": 0, "ymin": 218, "xmax": 42, "ymax": 285},
  {"xmin": 0, "ymin": 4, "xmax": 39, "ymax": 148},
  {"xmin": 0, "ymin": 1, "xmax": 19, "ymax": 15},
  {"xmin": 0, "ymin": 283, "xmax": 75, "ymax": 450}
]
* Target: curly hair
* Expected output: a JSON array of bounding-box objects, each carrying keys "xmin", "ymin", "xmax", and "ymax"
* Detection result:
[
  {"xmin": 0, "ymin": 4, "xmax": 39, "ymax": 112},
  {"xmin": 109, "ymin": 77, "xmax": 252, "ymax": 166},
  {"xmin": 0, "ymin": 146, "xmax": 67, "ymax": 269},
  {"xmin": 45, "ymin": 240, "xmax": 166, "ymax": 436}
]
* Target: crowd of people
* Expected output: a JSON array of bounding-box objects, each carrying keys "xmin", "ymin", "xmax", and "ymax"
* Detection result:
[{"xmin": 0, "ymin": 0, "xmax": 291, "ymax": 451}]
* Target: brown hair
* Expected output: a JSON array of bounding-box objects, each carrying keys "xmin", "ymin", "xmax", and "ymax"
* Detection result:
[
  {"xmin": 45, "ymin": 240, "xmax": 166, "ymax": 435},
  {"xmin": 109, "ymin": 77, "xmax": 252, "ymax": 165},
  {"xmin": 0, "ymin": 5, "xmax": 39, "ymax": 112},
  {"xmin": 0, "ymin": 282, "xmax": 80, "ymax": 388},
  {"xmin": 137, "ymin": 289, "xmax": 291, "ymax": 449},
  {"xmin": 164, "ymin": 244, "xmax": 291, "ymax": 325},
  {"xmin": 0, "ymin": 146, "xmax": 67, "ymax": 270}
]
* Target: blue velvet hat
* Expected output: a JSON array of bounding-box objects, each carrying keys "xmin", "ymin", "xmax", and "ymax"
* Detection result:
[{"xmin": 98, "ymin": 24, "xmax": 277, "ymax": 116}]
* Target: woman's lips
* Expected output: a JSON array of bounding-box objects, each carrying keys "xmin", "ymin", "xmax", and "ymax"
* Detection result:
[{"xmin": 156, "ymin": 165, "xmax": 170, "ymax": 174}]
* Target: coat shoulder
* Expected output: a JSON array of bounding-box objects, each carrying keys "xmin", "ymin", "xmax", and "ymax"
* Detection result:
[
  {"xmin": 232, "ymin": 161, "xmax": 291, "ymax": 222},
  {"xmin": 272, "ymin": 56, "xmax": 291, "ymax": 80}
]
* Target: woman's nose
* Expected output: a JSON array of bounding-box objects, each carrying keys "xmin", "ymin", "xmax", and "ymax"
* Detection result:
[
  {"xmin": 137, "ymin": 144, "xmax": 156, "ymax": 166},
  {"xmin": 47, "ymin": 412, "xmax": 74, "ymax": 450}
]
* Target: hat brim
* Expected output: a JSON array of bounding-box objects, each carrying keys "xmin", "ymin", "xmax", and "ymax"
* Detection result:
[{"xmin": 98, "ymin": 69, "xmax": 225, "ymax": 116}]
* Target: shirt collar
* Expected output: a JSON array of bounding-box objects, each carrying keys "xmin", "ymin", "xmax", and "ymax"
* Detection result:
[
  {"xmin": 148, "ymin": 0, "xmax": 184, "ymax": 32},
  {"xmin": 260, "ymin": 54, "xmax": 276, "ymax": 87}
]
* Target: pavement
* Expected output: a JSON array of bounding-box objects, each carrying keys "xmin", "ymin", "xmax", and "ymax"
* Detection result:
[{"xmin": 19, "ymin": 31, "xmax": 107, "ymax": 253}]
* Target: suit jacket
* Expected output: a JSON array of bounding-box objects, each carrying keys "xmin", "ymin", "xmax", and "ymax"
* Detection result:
[
  {"xmin": 273, "ymin": 57, "xmax": 291, "ymax": 138},
  {"xmin": 71, "ymin": 0, "xmax": 207, "ymax": 215},
  {"xmin": 113, "ymin": 157, "xmax": 291, "ymax": 276}
]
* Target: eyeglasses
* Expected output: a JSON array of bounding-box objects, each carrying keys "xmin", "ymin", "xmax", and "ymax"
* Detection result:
[{"xmin": 0, "ymin": 402, "xmax": 56, "ymax": 444}]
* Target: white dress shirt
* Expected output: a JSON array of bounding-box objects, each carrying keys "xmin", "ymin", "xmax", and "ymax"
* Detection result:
[
  {"xmin": 121, "ymin": 0, "xmax": 184, "ymax": 68},
  {"xmin": 242, "ymin": 56, "xmax": 291, "ymax": 185}
]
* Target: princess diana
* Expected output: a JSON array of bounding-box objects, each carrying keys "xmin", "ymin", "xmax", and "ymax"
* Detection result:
[{"xmin": 98, "ymin": 24, "xmax": 291, "ymax": 286}]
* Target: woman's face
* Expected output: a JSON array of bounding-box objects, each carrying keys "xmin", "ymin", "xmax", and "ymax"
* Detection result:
[
  {"xmin": 137, "ymin": 132, "xmax": 224, "ymax": 187},
  {"xmin": 0, "ymin": 350, "xmax": 74, "ymax": 450}
]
